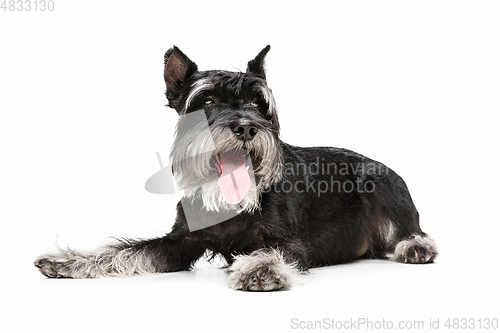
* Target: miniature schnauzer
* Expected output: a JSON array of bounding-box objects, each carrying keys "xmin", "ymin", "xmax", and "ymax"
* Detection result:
[{"xmin": 35, "ymin": 45, "xmax": 438, "ymax": 291}]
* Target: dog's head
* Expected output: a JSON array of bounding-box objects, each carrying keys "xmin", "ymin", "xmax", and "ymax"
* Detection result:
[{"xmin": 164, "ymin": 46, "xmax": 283, "ymax": 212}]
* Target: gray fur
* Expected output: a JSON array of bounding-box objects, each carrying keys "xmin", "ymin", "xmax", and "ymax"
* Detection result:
[
  {"xmin": 392, "ymin": 234, "xmax": 438, "ymax": 264},
  {"xmin": 228, "ymin": 249, "xmax": 306, "ymax": 291},
  {"xmin": 170, "ymin": 107, "xmax": 282, "ymax": 214},
  {"xmin": 379, "ymin": 218, "xmax": 397, "ymax": 249},
  {"xmin": 34, "ymin": 240, "xmax": 158, "ymax": 278}
]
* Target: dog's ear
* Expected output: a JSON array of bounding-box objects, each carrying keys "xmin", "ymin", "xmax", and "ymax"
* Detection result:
[
  {"xmin": 247, "ymin": 45, "xmax": 271, "ymax": 79},
  {"xmin": 164, "ymin": 46, "xmax": 198, "ymax": 93}
]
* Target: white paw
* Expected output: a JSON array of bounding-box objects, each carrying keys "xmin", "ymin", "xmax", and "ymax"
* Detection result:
[
  {"xmin": 392, "ymin": 234, "xmax": 438, "ymax": 264},
  {"xmin": 228, "ymin": 249, "xmax": 306, "ymax": 291}
]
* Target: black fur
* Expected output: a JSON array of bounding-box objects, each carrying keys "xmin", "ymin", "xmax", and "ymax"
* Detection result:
[
  {"xmin": 35, "ymin": 45, "xmax": 437, "ymax": 290},
  {"xmin": 159, "ymin": 143, "xmax": 423, "ymax": 269}
]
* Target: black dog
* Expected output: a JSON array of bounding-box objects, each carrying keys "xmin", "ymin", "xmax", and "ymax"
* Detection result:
[{"xmin": 35, "ymin": 46, "xmax": 437, "ymax": 291}]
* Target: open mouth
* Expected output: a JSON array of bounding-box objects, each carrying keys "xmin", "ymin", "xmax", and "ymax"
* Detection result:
[{"xmin": 215, "ymin": 149, "xmax": 251, "ymax": 205}]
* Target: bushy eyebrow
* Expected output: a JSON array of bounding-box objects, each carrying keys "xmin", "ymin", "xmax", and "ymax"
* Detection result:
[
  {"xmin": 254, "ymin": 84, "xmax": 276, "ymax": 115},
  {"xmin": 183, "ymin": 75, "xmax": 276, "ymax": 115},
  {"xmin": 183, "ymin": 78, "xmax": 214, "ymax": 113}
]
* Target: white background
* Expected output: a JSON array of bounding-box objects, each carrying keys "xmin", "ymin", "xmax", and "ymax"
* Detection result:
[{"xmin": 1, "ymin": 1, "xmax": 499, "ymax": 332}]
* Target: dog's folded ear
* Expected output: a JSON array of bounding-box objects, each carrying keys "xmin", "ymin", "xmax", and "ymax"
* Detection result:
[
  {"xmin": 247, "ymin": 45, "xmax": 271, "ymax": 79},
  {"xmin": 164, "ymin": 46, "xmax": 198, "ymax": 93}
]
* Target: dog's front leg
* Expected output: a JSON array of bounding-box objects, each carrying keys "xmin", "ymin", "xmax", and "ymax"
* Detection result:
[
  {"xmin": 34, "ymin": 234, "xmax": 206, "ymax": 279},
  {"xmin": 227, "ymin": 248, "xmax": 307, "ymax": 291}
]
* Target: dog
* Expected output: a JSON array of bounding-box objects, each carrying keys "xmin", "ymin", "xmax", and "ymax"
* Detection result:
[{"xmin": 34, "ymin": 45, "xmax": 438, "ymax": 291}]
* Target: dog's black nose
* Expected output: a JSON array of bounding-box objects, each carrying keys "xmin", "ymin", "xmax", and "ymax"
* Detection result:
[{"xmin": 231, "ymin": 121, "xmax": 258, "ymax": 141}]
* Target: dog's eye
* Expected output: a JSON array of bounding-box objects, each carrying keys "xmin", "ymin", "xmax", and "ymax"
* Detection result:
[
  {"xmin": 204, "ymin": 98, "xmax": 214, "ymax": 105},
  {"xmin": 248, "ymin": 102, "xmax": 259, "ymax": 108}
]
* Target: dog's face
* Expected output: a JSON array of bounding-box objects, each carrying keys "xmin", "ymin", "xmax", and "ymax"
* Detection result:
[{"xmin": 164, "ymin": 46, "xmax": 283, "ymax": 212}]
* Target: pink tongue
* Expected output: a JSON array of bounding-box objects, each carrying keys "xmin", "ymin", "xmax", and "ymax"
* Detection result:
[{"xmin": 217, "ymin": 151, "xmax": 251, "ymax": 204}]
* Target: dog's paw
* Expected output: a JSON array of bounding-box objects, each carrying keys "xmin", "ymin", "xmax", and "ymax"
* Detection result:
[
  {"xmin": 228, "ymin": 249, "xmax": 305, "ymax": 291},
  {"xmin": 34, "ymin": 249, "xmax": 98, "ymax": 279},
  {"xmin": 34, "ymin": 255, "xmax": 75, "ymax": 278},
  {"xmin": 393, "ymin": 235, "xmax": 438, "ymax": 264}
]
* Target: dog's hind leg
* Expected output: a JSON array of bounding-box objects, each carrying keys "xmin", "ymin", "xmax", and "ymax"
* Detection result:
[
  {"xmin": 370, "ymin": 169, "xmax": 438, "ymax": 264},
  {"xmin": 34, "ymin": 236, "xmax": 206, "ymax": 278},
  {"xmin": 374, "ymin": 212, "xmax": 438, "ymax": 265},
  {"xmin": 374, "ymin": 218, "xmax": 438, "ymax": 264},
  {"xmin": 374, "ymin": 213, "xmax": 438, "ymax": 264}
]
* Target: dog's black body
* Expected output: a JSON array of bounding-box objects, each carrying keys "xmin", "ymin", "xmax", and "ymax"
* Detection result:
[
  {"xmin": 167, "ymin": 144, "xmax": 420, "ymax": 268},
  {"xmin": 35, "ymin": 46, "xmax": 437, "ymax": 291}
]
